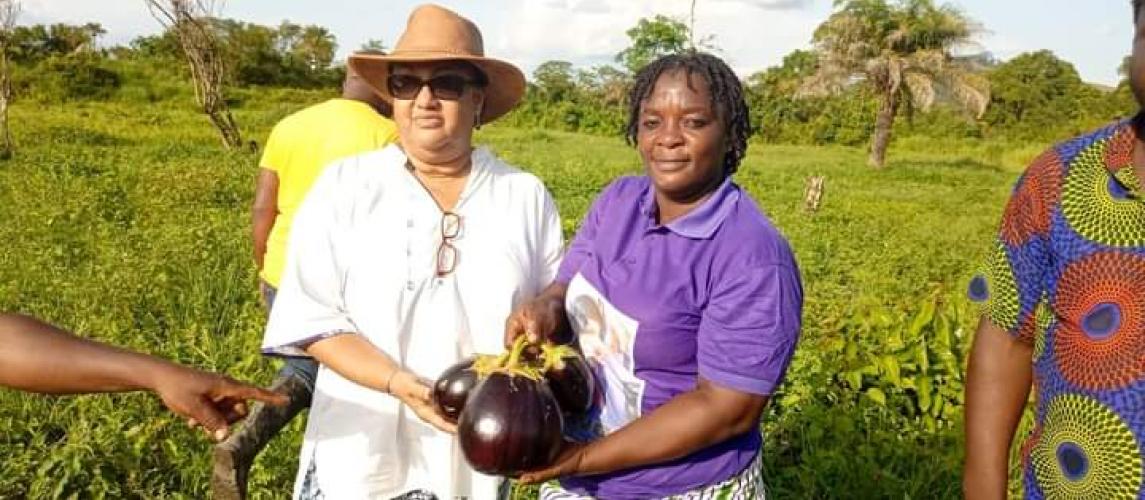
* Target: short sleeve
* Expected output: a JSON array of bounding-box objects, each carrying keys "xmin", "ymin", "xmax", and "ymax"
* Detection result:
[
  {"xmin": 536, "ymin": 188, "xmax": 564, "ymax": 290},
  {"xmin": 697, "ymin": 263, "xmax": 803, "ymax": 396},
  {"xmin": 259, "ymin": 121, "xmax": 290, "ymax": 173},
  {"xmin": 968, "ymin": 151, "xmax": 1056, "ymax": 342},
  {"xmin": 555, "ymin": 180, "xmax": 617, "ymax": 284},
  {"xmin": 375, "ymin": 119, "xmax": 399, "ymax": 147},
  {"xmin": 261, "ymin": 165, "xmax": 357, "ymax": 357}
]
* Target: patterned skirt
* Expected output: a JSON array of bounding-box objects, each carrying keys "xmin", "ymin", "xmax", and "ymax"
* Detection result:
[{"xmin": 538, "ymin": 453, "xmax": 765, "ymax": 500}]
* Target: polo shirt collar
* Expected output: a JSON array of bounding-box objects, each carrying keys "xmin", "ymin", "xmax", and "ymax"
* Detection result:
[{"xmin": 640, "ymin": 177, "xmax": 740, "ymax": 239}]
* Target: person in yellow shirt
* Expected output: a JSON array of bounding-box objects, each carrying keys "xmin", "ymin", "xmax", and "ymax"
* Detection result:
[{"xmin": 212, "ymin": 54, "xmax": 398, "ymax": 500}]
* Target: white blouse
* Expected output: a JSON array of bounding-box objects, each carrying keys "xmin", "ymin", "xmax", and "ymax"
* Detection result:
[{"xmin": 262, "ymin": 144, "xmax": 564, "ymax": 499}]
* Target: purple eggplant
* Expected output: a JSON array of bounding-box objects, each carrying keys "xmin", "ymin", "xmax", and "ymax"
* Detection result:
[
  {"xmin": 432, "ymin": 357, "xmax": 480, "ymax": 424},
  {"xmin": 545, "ymin": 351, "xmax": 596, "ymax": 414},
  {"xmin": 458, "ymin": 372, "xmax": 564, "ymax": 475}
]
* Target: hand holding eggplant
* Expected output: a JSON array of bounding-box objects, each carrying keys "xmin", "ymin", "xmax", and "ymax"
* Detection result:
[
  {"xmin": 432, "ymin": 336, "xmax": 597, "ymax": 476},
  {"xmin": 517, "ymin": 440, "xmax": 589, "ymax": 484},
  {"xmin": 504, "ymin": 283, "xmax": 571, "ymax": 347},
  {"xmin": 390, "ymin": 369, "xmax": 457, "ymax": 434}
]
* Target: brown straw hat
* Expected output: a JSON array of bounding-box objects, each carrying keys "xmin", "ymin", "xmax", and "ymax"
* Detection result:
[{"xmin": 348, "ymin": 4, "xmax": 526, "ymax": 124}]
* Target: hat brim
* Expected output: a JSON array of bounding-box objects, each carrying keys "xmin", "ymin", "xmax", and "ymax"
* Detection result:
[{"xmin": 349, "ymin": 51, "xmax": 526, "ymax": 124}]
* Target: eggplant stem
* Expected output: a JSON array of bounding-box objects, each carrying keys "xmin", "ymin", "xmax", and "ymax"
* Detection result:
[
  {"xmin": 540, "ymin": 344, "xmax": 555, "ymax": 373},
  {"xmin": 506, "ymin": 335, "xmax": 529, "ymax": 370}
]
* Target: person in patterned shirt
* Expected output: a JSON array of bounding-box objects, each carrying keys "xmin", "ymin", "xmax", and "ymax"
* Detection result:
[{"xmin": 963, "ymin": 3, "xmax": 1145, "ymax": 499}]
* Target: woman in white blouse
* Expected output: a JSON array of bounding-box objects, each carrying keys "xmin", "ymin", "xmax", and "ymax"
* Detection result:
[{"xmin": 260, "ymin": 5, "xmax": 563, "ymax": 499}]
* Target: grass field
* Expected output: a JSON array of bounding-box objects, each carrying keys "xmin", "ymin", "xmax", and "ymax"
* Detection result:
[{"xmin": 0, "ymin": 88, "xmax": 1032, "ymax": 498}]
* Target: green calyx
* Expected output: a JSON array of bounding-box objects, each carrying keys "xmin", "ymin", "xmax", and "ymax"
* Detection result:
[
  {"xmin": 473, "ymin": 336, "xmax": 582, "ymax": 381},
  {"xmin": 539, "ymin": 343, "xmax": 579, "ymax": 372}
]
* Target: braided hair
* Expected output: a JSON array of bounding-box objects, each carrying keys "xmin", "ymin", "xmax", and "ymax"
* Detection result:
[{"xmin": 625, "ymin": 52, "xmax": 752, "ymax": 175}]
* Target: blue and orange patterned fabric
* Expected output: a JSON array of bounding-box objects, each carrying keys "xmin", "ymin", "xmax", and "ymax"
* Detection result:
[{"xmin": 969, "ymin": 118, "xmax": 1145, "ymax": 499}]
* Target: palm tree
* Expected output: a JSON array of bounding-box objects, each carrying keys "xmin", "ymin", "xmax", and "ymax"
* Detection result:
[{"xmin": 802, "ymin": 0, "xmax": 989, "ymax": 168}]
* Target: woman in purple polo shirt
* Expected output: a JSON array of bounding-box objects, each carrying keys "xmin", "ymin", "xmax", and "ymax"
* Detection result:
[{"xmin": 505, "ymin": 52, "xmax": 803, "ymax": 498}]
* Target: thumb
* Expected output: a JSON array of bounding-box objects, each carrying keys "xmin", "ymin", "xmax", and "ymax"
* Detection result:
[
  {"xmin": 516, "ymin": 310, "xmax": 541, "ymax": 344},
  {"xmin": 504, "ymin": 313, "xmax": 527, "ymax": 347}
]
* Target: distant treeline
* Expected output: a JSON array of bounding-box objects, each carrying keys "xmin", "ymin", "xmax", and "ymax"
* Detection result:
[{"xmin": 12, "ymin": 20, "xmax": 1136, "ymax": 145}]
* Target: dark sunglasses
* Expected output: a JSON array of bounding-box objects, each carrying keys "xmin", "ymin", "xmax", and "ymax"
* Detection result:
[{"xmin": 387, "ymin": 74, "xmax": 482, "ymax": 101}]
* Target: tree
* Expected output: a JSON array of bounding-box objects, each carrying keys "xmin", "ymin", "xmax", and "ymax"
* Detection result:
[
  {"xmin": 587, "ymin": 64, "xmax": 630, "ymax": 106},
  {"xmin": 803, "ymin": 0, "xmax": 989, "ymax": 168},
  {"xmin": 292, "ymin": 25, "xmax": 335, "ymax": 70},
  {"xmin": 212, "ymin": 18, "xmax": 279, "ymax": 85},
  {"xmin": 0, "ymin": 0, "xmax": 17, "ymax": 159},
  {"xmin": 360, "ymin": 38, "xmax": 386, "ymax": 52},
  {"xmin": 986, "ymin": 50, "xmax": 1132, "ymax": 139},
  {"xmin": 8, "ymin": 22, "xmax": 104, "ymax": 63},
  {"xmin": 128, "ymin": 30, "xmax": 182, "ymax": 60},
  {"xmin": 984, "ymin": 50, "xmax": 1083, "ymax": 138},
  {"xmin": 533, "ymin": 60, "xmax": 577, "ymax": 102},
  {"xmin": 746, "ymin": 50, "xmax": 821, "ymax": 142},
  {"xmin": 49, "ymin": 22, "xmax": 104, "ymax": 53},
  {"xmin": 685, "ymin": 0, "xmax": 719, "ymax": 53},
  {"xmin": 615, "ymin": 15, "xmax": 689, "ymax": 74},
  {"xmin": 145, "ymin": 0, "xmax": 243, "ymax": 150},
  {"xmin": 275, "ymin": 21, "xmax": 335, "ymax": 71}
]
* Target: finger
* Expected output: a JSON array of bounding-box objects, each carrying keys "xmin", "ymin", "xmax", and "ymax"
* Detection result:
[
  {"xmin": 522, "ymin": 312, "xmax": 542, "ymax": 344},
  {"xmin": 219, "ymin": 381, "xmax": 289, "ymax": 406},
  {"xmin": 219, "ymin": 401, "xmax": 248, "ymax": 424},
  {"xmin": 412, "ymin": 403, "xmax": 457, "ymax": 434},
  {"xmin": 504, "ymin": 314, "xmax": 526, "ymax": 348},
  {"xmin": 231, "ymin": 400, "xmax": 249, "ymax": 418},
  {"xmin": 428, "ymin": 413, "xmax": 458, "ymax": 434},
  {"xmin": 186, "ymin": 418, "xmax": 199, "ymax": 429},
  {"xmin": 518, "ymin": 469, "xmax": 553, "ymax": 484},
  {"xmin": 183, "ymin": 397, "xmax": 229, "ymax": 442}
]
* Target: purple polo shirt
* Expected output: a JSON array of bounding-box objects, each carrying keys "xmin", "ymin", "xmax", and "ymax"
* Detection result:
[{"xmin": 556, "ymin": 176, "xmax": 803, "ymax": 497}]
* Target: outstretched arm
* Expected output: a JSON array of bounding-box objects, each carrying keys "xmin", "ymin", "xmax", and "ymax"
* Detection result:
[{"xmin": 0, "ymin": 313, "xmax": 286, "ymax": 440}]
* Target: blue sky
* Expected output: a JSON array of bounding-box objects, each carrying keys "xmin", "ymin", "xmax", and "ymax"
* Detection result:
[{"xmin": 21, "ymin": 0, "xmax": 1136, "ymax": 85}]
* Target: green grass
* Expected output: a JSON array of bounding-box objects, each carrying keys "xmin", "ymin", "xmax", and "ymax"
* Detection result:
[{"xmin": 0, "ymin": 90, "xmax": 1028, "ymax": 498}]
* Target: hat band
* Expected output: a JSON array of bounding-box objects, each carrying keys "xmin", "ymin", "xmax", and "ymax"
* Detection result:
[{"xmin": 387, "ymin": 48, "xmax": 485, "ymax": 58}]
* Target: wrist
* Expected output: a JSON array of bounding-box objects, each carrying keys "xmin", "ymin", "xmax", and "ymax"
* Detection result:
[
  {"xmin": 961, "ymin": 459, "xmax": 1006, "ymax": 498},
  {"xmin": 138, "ymin": 356, "xmax": 183, "ymax": 394},
  {"xmin": 384, "ymin": 368, "xmax": 404, "ymax": 395},
  {"xmin": 572, "ymin": 441, "xmax": 600, "ymax": 476}
]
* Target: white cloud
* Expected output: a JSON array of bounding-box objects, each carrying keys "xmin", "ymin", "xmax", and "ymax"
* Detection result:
[
  {"xmin": 20, "ymin": 0, "xmax": 828, "ymax": 80},
  {"xmin": 729, "ymin": 0, "xmax": 814, "ymax": 10},
  {"xmin": 21, "ymin": 0, "xmax": 162, "ymax": 46},
  {"xmin": 21, "ymin": 0, "xmax": 159, "ymax": 36},
  {"xmin": 490, "ymin": 0, "xmax": 826, "ymax": 78}
]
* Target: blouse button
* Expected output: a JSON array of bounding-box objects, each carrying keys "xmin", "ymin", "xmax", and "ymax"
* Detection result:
[{"xmin": 406, "ymin": 281, "xmax": 414, "ymax": 290}]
